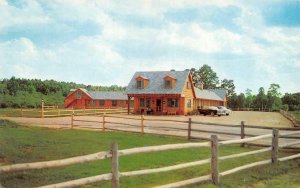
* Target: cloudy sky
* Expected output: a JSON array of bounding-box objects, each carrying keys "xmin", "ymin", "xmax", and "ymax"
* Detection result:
[{"xmin": 0, "ymin": 0, "xmax": 299, "ymax": 94}]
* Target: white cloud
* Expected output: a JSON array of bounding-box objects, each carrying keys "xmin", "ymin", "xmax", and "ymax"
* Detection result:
[{"xmin": 0, "ymin": 0, "xmax": 49, "ymax": 30}]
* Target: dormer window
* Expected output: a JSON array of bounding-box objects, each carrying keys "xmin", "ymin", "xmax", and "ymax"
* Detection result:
[
  {"xmin": 137, "ymin": 80, "xmax": 144, "ymax": 89},
  {"xmin": 164, "ymin": 75, "xmax": 176, "ymax": 89},
  {"xmin": 165, "ymin": 80, "xmax": 172, "ymax": 89},
  {"xmin": 136, "ymin": 76, "xmax": 148, "ymax": 89}
]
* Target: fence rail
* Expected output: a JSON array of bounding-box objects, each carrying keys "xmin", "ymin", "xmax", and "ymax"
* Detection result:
[
  {"xmin": 280, "ymin": 109, "xmax": 299, "ymax": 127},
  {"xmin": 0, "ymin": 129, "xmax": 299, "ymax": 188}
]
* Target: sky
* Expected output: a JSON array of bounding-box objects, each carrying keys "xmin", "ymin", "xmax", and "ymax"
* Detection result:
[{"xmin": 0, "ymin": 0, "xmax": 300, "ymax": 94}]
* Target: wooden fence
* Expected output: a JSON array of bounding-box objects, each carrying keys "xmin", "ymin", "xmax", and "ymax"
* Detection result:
[
  {"xmin": 230, "ymin": 107, "xmax": 272, "ymax": 112},
  {"xmin": 69, "ymin": 114, "xmax": 300, "ymax": 145},
  {"xmin": 0, "ymin": 129, "xmax": 299, "ymax": 188},
  {"xmin": 280, "ymin": 109, "xmax": 299, "ymax": 127}
]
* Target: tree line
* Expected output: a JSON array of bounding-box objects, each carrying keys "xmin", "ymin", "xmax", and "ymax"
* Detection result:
[
  {"xmin": 190, "ymin": 64, "xmax": 299, "ymax": 111},
  {"xmin": 1, "ymin": 66, "xmax": 299, "ymax": 111},
  {"xmin": 0, "ymin": 77, "xmax": 125, "ymax": 108}
]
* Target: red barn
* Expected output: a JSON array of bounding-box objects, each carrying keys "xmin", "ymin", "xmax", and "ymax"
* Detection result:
[{"xmin": 64, "ymin": 88, "xmax": 131, "ymax": 109}]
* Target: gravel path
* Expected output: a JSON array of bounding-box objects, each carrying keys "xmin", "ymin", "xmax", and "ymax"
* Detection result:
[{"xmin": 1, "ymin": 111, "xmax": 299, "ymax": 147}]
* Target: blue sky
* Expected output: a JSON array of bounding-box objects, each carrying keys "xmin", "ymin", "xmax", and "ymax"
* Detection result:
[{"xmin": 0, "ymin": 0, "xmax": 299, "ymax": 94}]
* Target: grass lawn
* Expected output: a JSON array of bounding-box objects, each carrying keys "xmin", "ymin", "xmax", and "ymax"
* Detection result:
[
  {"xmin": 0, "ymin": 108, "xmax": 125, "ymax": 118},
  {"xmin": 290, "ymin": 111, "xmax": 300, "ymax": 124},
  {"xmin": 0, "ymin": 119, "xmax": 299, "ymax": 188}
]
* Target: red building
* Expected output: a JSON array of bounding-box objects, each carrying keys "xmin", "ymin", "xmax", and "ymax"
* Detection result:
[
  {"xmin": 126, "ymin": 70, "xmax": 227, "ymax": 115},
  {"xmin": 126, "ymin": 70, "xmax": 196, "ymax": 115},
  {"xmin": 64, "ymin": 88, "xmax": 131, "ymax": 109}
]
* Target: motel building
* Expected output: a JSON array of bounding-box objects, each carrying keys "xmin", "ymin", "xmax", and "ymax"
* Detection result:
[{"xmin": 126, "ymin": 70, "xmax": 227, "ymax": 115}]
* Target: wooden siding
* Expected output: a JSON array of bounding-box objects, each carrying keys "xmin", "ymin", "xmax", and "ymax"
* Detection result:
[
  {"xmin": 64, "ymin": 89, "xmax": 129, "ymax": 109},
  {"xmin": 181, "ymin": 74, "xmax": 196, "ymax": 114},
  {"xmin": 129, "ymin": 94, "xmax": 184, "ymax": 115},
  {"xmin": 195, "ymin": 99, "xmax": 225, "ymax": 109}
]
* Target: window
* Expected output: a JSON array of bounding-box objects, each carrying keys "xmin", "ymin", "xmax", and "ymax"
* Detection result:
[
  {"xmin": 167, "ymin": 98, "xmax": 178, "ymax": 107},
  {"xmin": 76, "ymin": 91, "xmax": 81, "ymax": 99},
  {"xmin": 165, "ymin": 80, "xmax": 172, "ymax": 89},
  {"xmin": 187, "ymin": 99, "xmax": 192, "ymax": 108},
  {"xmin": 85, "ymin": 100, "xmax": 90, "ymax": 107},
  {"xmin": 140, "ymin": 98, "xmax": 145, "ymax": 107},
  {"xmin": 146, "ymin": 98, "xmax": 151, "ymax": 107},
  {"xmin": 93, "ymin": 101, "xmax": 97, "ymax": 108},
  {"xmin": 99, "ymin": 100, "xmax": 105, "ymax": 106},
  {"xmin": 112, "ymin": 100, "xmax": 117, "ymax": 106},
  {"xmin": 120, "ymin": 101, "xmax": 124, "ymax": 108},
  {"xmin": 186, "ymin": 82, "xmax": 191, "ymax": 89},
  {"xmin": 137, "ymin": 80, "xmax": 144, "ymax": 89}
]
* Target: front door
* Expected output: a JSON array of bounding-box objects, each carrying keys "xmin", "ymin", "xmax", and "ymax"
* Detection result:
[{"xmin": 156, "ymin": 99, "xmax": 161, "ymax": 112}]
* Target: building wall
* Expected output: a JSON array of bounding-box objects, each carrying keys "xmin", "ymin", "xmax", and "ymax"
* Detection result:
[
  {"xmin": 195, "ymin": 99, "xmax": 225, "ymax": 108},
  {"xmin": 181, "ymin": 74, "xmax": 195, "ymax": 114},
  {"xmin": 64, "ymin": 89, "xmax": 92, "ymax": 109},
  {"xmin": 130, "ymin": 95, "xmax": 185, "ymax": 115},
  {"xmin": 64, "ymin": 89, "xmax": 130, "ymax": 109}
]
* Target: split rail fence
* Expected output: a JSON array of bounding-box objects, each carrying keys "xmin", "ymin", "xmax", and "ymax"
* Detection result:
[
  {"xmin": 0, "ymin": 129, "xmax": 299, "ymax": 188},
  {"xmin": 70, "ymin": 114, "xmax": 300, "ymax": 146}
]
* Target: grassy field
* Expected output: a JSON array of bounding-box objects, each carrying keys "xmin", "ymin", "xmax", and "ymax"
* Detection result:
[
  {"xmin": 0, "ymin": 120, "xmax": 299, "ymax": 188},
  {"xmin": 0, "ymin": 108, "xmax": 127, "ymax": 118},
  {"xmin": 290, "ymin": 111, "xmax": 300, "ymax": 124}
]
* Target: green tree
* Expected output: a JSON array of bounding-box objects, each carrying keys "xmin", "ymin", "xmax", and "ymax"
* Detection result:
[
  {"xmin": 245, "ymin": 89, "xmax": 255, "ymax": 108},
  {"xmin": 282, "ymin": 93, "xmax": 300, "ymax": 111},
  {"xmin": 255, "ymin": 87, "xmax": 268, "ymax": 109},
  {"xmin": 190, "ymin": 65, "xmax": 219, "ymax": 89},
  {"xmin": 267, "ymin": 84, "xmax": 282, "ymax": 111},
  {"xmin": 220, "ymin": 79, "xmax": 236, "ymax": 97}
]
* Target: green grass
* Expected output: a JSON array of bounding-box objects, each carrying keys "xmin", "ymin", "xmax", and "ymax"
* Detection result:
[
  {"xmin": 290, "ymin": 111, "xmax": 300, "ymax": 124},
  {"xmin": 0, "ymin": 119, "xmax": 299, "ymax": 188},
  {"xmin": 0, "ymin": 108, "xmax": 126, "ymax": 118}
]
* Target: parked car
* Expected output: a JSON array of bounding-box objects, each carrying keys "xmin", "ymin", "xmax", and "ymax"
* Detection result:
[
  {"xmin": 198, "ymin": 106, "xmax": 225, "ymax": 116},
  {"xmin": 217, "ymin": 106, "xmax": 232, "ymax": 116}
]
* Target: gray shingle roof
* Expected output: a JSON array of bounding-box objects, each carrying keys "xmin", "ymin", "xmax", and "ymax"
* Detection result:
[
  {"xmin": 126, "ymin": 70, "xmax": 190, "ymax": 94},
  {"xmin": 70, "ymin": 89, "xmax": 128, "ymax": 100},
  {"xmin": 195, "ymin": 88, "xmax": 226, "ymax": 101},
  {"xmin": 87, "ymin": 91, "xmax": 128, "ymax": 100}
]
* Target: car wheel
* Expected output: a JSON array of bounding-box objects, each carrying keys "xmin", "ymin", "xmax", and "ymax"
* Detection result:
[{"xmin": 226, "ymin": 113, "xmax": 229, "ymax": 116}]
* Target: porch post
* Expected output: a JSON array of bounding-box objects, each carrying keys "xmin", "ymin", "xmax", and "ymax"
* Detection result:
[{"xmin": 127, "ymin": 96, "xmax": 130, "ymax": 115}]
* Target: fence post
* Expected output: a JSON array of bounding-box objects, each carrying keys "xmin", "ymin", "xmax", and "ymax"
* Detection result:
[
  {"xmin": 58, "ymin": 109, "xmax": 60, "ymax": 116},
  {"xmin": 102, "ymin": 113, "xmax": 106, "ymax": 131},
  {"xmin": 271, "ymin": 129, "xmax": 279, "ymax": 164},
  {"xmin": 211, "ymin": 135, "xmax": 219, "ymax": 184},
  {"xmin": 41, "ymin": 100, "xmax": 44, "ymax": 118},
  {"xmin": 240, "ymin": 121, "xmax": 245, "ymax": 147},
  {"xmin": 20, "ymin": 108, "xmax": 23, "ymax": 117},
  {"xmin": 187, "ymin": 118, "xmax": 192, "ymax": 140},
  {"xmin": 141, "ymin": 115, "xmax": 144, "ymax": 134},
  {"xmin": 71, "ymin": 112, "xmax": 74, "ymax": 129},
  {"xmin": 111, "ymin": 142, "xmax": 119, "ymax": 188}
]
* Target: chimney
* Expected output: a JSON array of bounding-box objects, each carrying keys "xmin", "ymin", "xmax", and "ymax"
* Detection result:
[{"xmin": 195, "ymin": 82, "xmax": 204, "ymax": 90}]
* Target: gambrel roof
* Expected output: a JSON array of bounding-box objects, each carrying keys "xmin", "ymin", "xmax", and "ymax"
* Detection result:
[{"xmin": 126, "ymin": 70, "xmax": 190, "ymax": 94}]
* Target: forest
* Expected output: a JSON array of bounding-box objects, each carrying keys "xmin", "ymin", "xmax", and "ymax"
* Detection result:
[
  {"xmin": 190, "ymin": 65, "xmax": 299, "ymax": 111},
  {"xmin": 0, "ymin": 65, "xmax": 299, "ymax": 111},
  {"xmin": 0, "ymin": 77, "xmax": 125, "ymax": 108}
]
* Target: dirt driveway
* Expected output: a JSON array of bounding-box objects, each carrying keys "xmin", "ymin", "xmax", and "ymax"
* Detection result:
[{"xmin": 2, "ymin": 111, "xmax": 298, "ymax": 143}]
